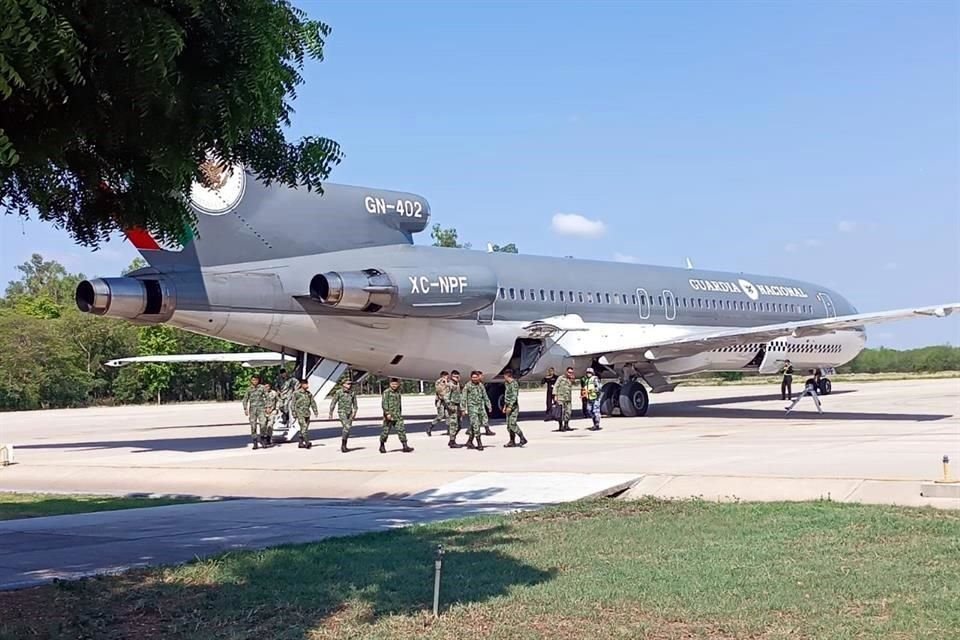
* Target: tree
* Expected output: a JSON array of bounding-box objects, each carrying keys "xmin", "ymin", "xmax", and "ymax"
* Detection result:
[
  {"xmin": 1, "ymin": 1, "xmax": 342, "ymax": 247},
  {"xmin": 490, "ymin": 243, "xmax": 518, "ymax": 253},
  {"xmin": 431, "ymin": 224, "xmax": 471, "ymax": 249},
  {"xmin": 138, "ymin": 325, "xmax": 178, "ymax": 404},
  {"xmin": 123, "ymin": 257, "xmax": 148, "ymax": 275}
]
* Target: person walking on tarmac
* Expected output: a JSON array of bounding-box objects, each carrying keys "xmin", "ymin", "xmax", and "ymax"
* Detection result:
[
  {"xmin": 780, "ymin": 359, "xmax": 795, "ymax": 401},
  {"xmin": 276, "ymin": 369, "xmax": 297, "ymax": 426},
  {"xmin": 446, "ymin": 370, "xmax": 464, "ymax": 448},
  {"xmin": 785, "ymin": 369, "xmax": 824, "ymax": 415},
  {"xmin": 380, "ymin": 378, "xmax": 414, "ymax": 454},
  {"xmin": 463, "ymin": 371, "xmax": 489, "ymax": 450},
  {"xmin": 583, "ymin": 367, "xmax": 602, "ymax": 430},
  {"xmin": 553, "ymin": 367, "xmax": 575, "ymax": 432},
  {"xmin": 292, "ymin": 379, "xmax": 318, "ymax": 448},
  {"xmin": 502, "ymin": 369, "xmax": 528, "ymax": 447},
  {"xmin": 579, "ymin": 370, "xmax": 591, "ymax": 418},
  {"xmin": 262, "ymin": 382, "xmax": 279, "ymax": 445},
  {"xmin": 328, "ymin": 379, "xmax": 358, "ymax": 452},
  {"xmin": 478, "ymin": 371, "xmax": 495, "ymax": 436},
  {"xmin": 429, "ymin": 371, "xmax": 450, "ymax": 436},
  {"xmin": 242, "ymin": 375, "xmax": 267, "ymax": 450},
  {"xmin": 541, "ymin": 367, "xmax": 558, "ymax": 421}
]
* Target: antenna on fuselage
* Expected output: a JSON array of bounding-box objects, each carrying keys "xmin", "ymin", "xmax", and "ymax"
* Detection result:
[{"xmin": 685, "ymin": 257, "xmax": 694, "ymax": 269}]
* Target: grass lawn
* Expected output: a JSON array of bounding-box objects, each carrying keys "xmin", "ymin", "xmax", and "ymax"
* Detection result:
[
  {"xmin": 0, "ymin": 492, "xmax": 201, "ymax": 521},
  {"xmin": 1, "ymin": 499, "xmax": 957, "ymax": 640}
]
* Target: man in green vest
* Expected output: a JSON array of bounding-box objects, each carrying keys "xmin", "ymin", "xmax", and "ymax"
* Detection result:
[
  {"xmin": 502, "ymin": 369, "xmax": 528, "ymax": 448},
  {"xmin": 583, "ymin": 367, "xmax": 602, "ymax": 431},
  {"xmin": 552, "ymin": 367, "xmax": 575, "ymax": 432}
]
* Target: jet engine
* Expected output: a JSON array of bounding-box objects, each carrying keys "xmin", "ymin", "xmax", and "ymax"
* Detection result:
[
  {"xmin": 75, "ymin": 277, "xmax": 176, "ymax": 322},
  {"xmin": 309, "ymin": 266, "xmax": 497, "ymax": 318}
]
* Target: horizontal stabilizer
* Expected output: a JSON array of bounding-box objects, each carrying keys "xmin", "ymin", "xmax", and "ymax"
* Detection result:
[{"xmin": 105, "ymin": 353, "xmax": 286, "ymax": 368}]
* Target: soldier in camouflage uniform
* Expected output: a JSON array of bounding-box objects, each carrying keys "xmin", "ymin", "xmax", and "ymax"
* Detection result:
[
  {"xmin": 328, "ymin": 379, "xmax": 358, "ymax": 453},
  {"xmin": 502, "ymin": 369, "xmax": 528, "ymax": 448},
  {"xmin": 292, "ymin": 379, "xmax": 318, "ymax": 449},
  {"xmin": 241, "ymin": 376, "xmax": 267, "ymax": 450},
  {"xmin": 553, "ymin": 367, "xmax": 575, "ymax": 432},
  {"xmin": 276, "ymin": 369, "xmax": 298, "ymax": 426},
  {"xmin": 445, "ymin": 370, "xmax": 464, "ymax": 448},
  {"xmin": 380, "ymin": 378, "xmax": 414, "ymax": 454},
  {"xmin": 429, "ymin": 371, "xmax": 450, "ymax": 437},
  {"xmin": 262, "ymin": 382, "xmax": 278, "ymax": 445},
  {"xmin": 477, "ymin": 371, "xmax": 495, "ymax": 436},
  {"xmin": 463, "ymin": 371, "xmax": 489, "ymax": 451}
]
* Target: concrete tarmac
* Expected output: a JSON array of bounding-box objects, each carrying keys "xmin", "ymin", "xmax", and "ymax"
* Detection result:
[{"xmin": 2, "ymin": 379, "xmax": 958, "ymax": 506}]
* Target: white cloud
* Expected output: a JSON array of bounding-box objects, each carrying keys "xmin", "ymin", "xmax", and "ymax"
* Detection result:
[
  {"xmin": 613, "ymin": 252, "xmax": 639, "ymax": 263},
  {"xmin": 804, "ymin": 238, "xmax": 822, "ymax": 247},
  {"xmin": 837, "ymin": 220, "xmax": 858, "ymax": 233},
  {"xmin": 551, "ymin": 213, "xmax": 607, "ymax": 238}
]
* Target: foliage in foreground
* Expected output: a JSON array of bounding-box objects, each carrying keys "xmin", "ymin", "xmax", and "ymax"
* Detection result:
[{"xmin": 0, "ymin": 499, "xmax": 957, "ymax": 639}]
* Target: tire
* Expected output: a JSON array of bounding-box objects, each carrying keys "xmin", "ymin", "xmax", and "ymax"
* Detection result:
[
  {"xmin": 819, "ymin": 378, "xmax": 832, "ymax": 396},
  {"xmin": 618, "ymin": 381, "xmax": 649, "ymax": 417},
  {"xmin": 486, "ymin": 382, "xmax": 506, "ymax": 419},
  {"xmin": 599, "ymin": 382, "xmax": 621, "ymax": 416}
]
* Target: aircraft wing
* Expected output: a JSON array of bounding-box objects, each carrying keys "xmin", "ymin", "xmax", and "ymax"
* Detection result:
[
  {"xmin": 566, "ymin": 302, "xmax": 960, "ymax": 363},
  {"xmin": 105, "ymin": 352, "xmax": 287, "ymax": 368}
]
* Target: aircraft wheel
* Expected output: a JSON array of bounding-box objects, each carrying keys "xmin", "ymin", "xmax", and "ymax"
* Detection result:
[
  {"xmin": 599, "ymin": 382, "xmax": 621, "ymax": 416},
  {"xmin": 486, "ymin": 382, "xmax": 506, "ymax": 419},
  {"xmin": 618, "ymin": 381, "xmax": 649, "ymax": 417},
  {"xmin": 819, "ymin": 378, "xmax": 832, "ymax": 396}
]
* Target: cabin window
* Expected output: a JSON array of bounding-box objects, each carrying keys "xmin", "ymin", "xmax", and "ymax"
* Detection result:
[
  {"xmin": 569, "ymin": 291, "xmax": 574, "ymax": 302},
  {"xmin": 614, "ymin": 293, "xmax": 622, "ymax": 304},
  {"xmin": 578, "ymin": 291, "xmax": 584, "ymax": 303},
  {"xmin": 658, "ymin": 295, "xmax": 663, "ymax": 306},
  {"xmin": 550, "ymin": 290, "xmax": 556, "ymax": 302},
  {"xmin": 587, "ymin": 292, "xmax": 594, "ymax": 304},
  {"xmin": 596, "ymin": 291, "xmax": 602, "ymax": 303},
  {"xmin": 498, "ymin": 287, "xmax": 506, "ymax": 300},
  {"xmin": 540, "ymin": 289, "xmax": 546, "ymax": 301},
  {"xmin": 509, "ymin": 288, "xmax": 516, "ymax": 300},
  {"xmin": 559, "ymin": 290, "xmax": 565, "ymax": 302},
  {"xmin": 632, "ymin": 294, "xmax": 638, "ymax": 305},
  {"xmin": 519, "ymin": 289, "xmax": 526, "ymax": 300},
  {"xmin": 605, "ymin": 293, "xmax": 612, "ymax": 304}
]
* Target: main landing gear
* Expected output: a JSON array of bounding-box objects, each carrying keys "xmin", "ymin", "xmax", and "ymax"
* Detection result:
[{"xmin": 598, "ymin": 380, "xmax": 649, "ymax": 417}]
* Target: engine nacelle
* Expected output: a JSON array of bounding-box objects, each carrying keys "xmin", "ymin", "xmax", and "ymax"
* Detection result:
[
  {"xmin": 75, "ymin": 277, "xmax": 176, "ymax": 322},
  {"xmin": 310, "ymin": 266, "xmax": 498, "ymax": 318}
]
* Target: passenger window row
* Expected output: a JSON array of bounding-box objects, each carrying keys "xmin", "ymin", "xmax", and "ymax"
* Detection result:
[{"xmin": 497, "ymin": 286, "xmax": 815, "ymax": 316}]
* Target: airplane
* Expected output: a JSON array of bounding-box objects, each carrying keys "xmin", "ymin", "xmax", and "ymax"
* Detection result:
[{"xmin": 77, "ymin": 160, "xmax": 959, "ymax": 441}]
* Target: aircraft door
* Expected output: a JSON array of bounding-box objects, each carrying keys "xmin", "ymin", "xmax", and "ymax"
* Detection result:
[
  {"xmin": 636, "ymin": 288, "xmax": 650, "ymax": 319},
  {"xmin": 818, "ymin": 292, "xmax": 837, "ymax": 318},
  {"xmin": 477, "ymin": 293, "xmax": 496, "ymax": 324},
  {"xmin": 663, "ymin": 289, "xmax": 677, "ymax": 320}
]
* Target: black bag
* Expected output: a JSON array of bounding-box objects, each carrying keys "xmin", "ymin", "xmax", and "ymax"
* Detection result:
[{"xmin": 550, "ymin": 403, "xmax": 563, "ymax": 422}]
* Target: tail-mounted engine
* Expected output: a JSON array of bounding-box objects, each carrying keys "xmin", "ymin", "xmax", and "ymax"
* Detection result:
[
  {"xmin": 75, "ymin": 277, "xmax": 176, "ymax": 322},
  {"xmin": 309, "ymin": 266, "xmax": 497, "ymax": 318}
]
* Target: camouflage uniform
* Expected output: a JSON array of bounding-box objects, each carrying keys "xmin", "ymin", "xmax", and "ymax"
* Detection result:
[
  {"xmin": 432, "ymin": 377, "xmax": 449, "ymax": 428},
  {"xmin": 241, "ymin": 383, "xmax": 267, "ymax": 441},
  {"xmin": 329, "ymin": 386, "xmax": 358, "ymax": 438},
  {"xmin": 380, "ymin": 387, "xmax": 409, "ymax": 446},
  {"xmin": 480, "ymin": 384, "xmax": 493, "ymax": 434},
  {"xmin": 277, "ymin": 374, "xmax": 298, "ymax": 424},
  {"xmin": 292, "ymin": 388, "xmax": 318, "ymax": 444},
  {"xmin": 553, "ymin": 375, "xmax": 573, "ymax": 431},
  {"xmin": 263, "ymin": 388, "xmax": 279, "ymax": 441},
  {"xmin": 504, "ymin": 379, "xmax": 521, "ymax": 434},
  {"xmin": 463, "ymin": 381, "xmax": 488, "ymax": 439},
  {"xmin": 446, "ymin": 381, "xmax": 463, "ymax": 441}
]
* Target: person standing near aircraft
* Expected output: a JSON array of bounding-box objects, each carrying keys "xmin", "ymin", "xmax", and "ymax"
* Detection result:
[
  {"xmin": 583, "ymin": 367, "xmax": 602, "ymax": 431},
  {"xmin": 780, "ymin": 360, "xmax": 795, "ymax": 401},
  {"xmin": 446, "ymin": 370, "xmax": 464, "ymax": 448},
  {"xmin": 277, "ymin": 369, "xmax": 297, "ymax": 426},
  {"xmin": 463, "ymin": 371, "xmax": 488, "ymax": 451},
  {"xmin": 429, "ymin": 370, "xmax": 450, "ymax": 437},
  {"xmin": 553, "ymin": 368, "xmax": 575, "ymax": 432},
  {"xmin": 381, "ymin": 378, "xmax": 414, "ymax": 454},
  {"xmin": 478, "ymin": 371, "xmax": 495, "ymax": 436},
  {"xmin": 242, "ymin": 375, "xmax": 266, "ymax": 450},
  {"xmin": 785, "ymin": 369, "xmax": 824, "ymax": 415},
  {"xmin": 541, "ymin": 367, "xmax": 558, "ymax": 421},
  {"xmin": 328, "ymin": 379, "xmax": 358, "ymax": 453},
  {"xmin": 502, "ymin": 369, "xmax": 528, "ymax": 448},
  {"xmin": 262, "ymin": 382, "xmax": 278, "ymax": 445},
  {"xmin": 579, "ymin": 371, "xmax": 591, "ymax": 418},
  {"xmin": 292, "ymin": 379, "xmax": 318, "ymax": 448}
]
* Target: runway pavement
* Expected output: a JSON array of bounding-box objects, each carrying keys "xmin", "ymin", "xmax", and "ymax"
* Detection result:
[{"xmin": 1, "ymin": 379, "xmax": 957, "ymax": 589}]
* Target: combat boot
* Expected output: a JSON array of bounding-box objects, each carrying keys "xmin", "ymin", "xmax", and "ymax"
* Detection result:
[
  {"xmin": 297, "ymin": 440, "xmax": 306, "ymax": 449},
  {"xmin": 261, "ymin": 436, "xmax": 273, "ymax": 448},
  {"xmin": 448, "ymin": 436, "xmax": 459, "ymax": 449},
  {"xmin": 484, "ymin": 426, "xmax": 495, "ymax": 436},
  {"xmin": 304, "ymin": 440, "xmax": 313, "ymax": 449},
  {"xmin": 252, "ymin": 438, "xmax": 260, "ymax": 450},
  {"xmin": 379, "ymin": 438, "xmax": 387, "ymax": 454},
  {"xmin": 426, "ymin": 423, "xmax": 433, "ymax": 437},
  {"xmin": 341, "ymin": 437, "xmax": 349, "ymax": 453},
  {"xmin": 504, "ymin": 433, "xmax": 517, "ymax": 448},
  {"xmin": 518, "ymin": 431, "xmax": 528, "ymax": 446},
  {"xmin": 401, "ymin": 442, "xmax": 414, "ymax": 453},
  {"xmin": 475, "ymin": 435, "xmax": 484, "ymax": 451},
  {"xmin": 465, "ymin": 435, "xmax": 476, "ymax": 450}
]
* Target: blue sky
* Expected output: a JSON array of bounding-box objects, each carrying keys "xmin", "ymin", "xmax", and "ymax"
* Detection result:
[{"xmin": 2, "ymin": 0, "xmax": 958, "ymax": 348}]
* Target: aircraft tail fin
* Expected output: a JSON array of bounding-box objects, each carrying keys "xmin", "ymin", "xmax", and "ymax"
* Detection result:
[{"xmin": 125, "ymin": 169, "xmax": 431, "ymax": 269}]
